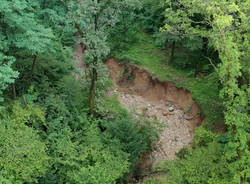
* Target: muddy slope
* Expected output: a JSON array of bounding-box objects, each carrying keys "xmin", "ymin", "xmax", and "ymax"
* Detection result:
[{"xmin": 106, "ymin": 59, "xmax": 204, "ymax": 131}]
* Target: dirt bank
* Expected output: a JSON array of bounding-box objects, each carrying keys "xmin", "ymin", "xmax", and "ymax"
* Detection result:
[{"xmin": 106, "ymin": 58, "xmax": 204, "ymax": 131}]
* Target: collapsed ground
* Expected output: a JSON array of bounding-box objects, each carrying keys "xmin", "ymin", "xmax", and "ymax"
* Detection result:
[
  {"xmin": 73, "ymin": 41, "xmax": 204, "ymax": 179},
  {"xmin": 106, "ymin": 59, "xmax": 204, "ymax": 171}
]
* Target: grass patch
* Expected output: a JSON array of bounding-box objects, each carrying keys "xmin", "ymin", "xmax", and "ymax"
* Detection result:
[
  {"xmin": 112, "ymin": 32, "xmax": 224, "ymax": 127},
  {"xmin": 143, "ymin": 174, "xmax": 169, "ymax": 184}
]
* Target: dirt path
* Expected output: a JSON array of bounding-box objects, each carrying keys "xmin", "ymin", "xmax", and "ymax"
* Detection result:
[{"xmin": 106, "ymin": 59, "xmax": 204, "ymax": 168}]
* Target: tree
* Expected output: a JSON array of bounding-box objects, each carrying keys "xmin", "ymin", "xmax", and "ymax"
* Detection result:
[
  {"xmin": 0, "ymin": 54, "xmax": 18, "ymax": 106},
  {"xmin": 108, "ymin": 1, "xmax": 142, "ymax": 51},
  {"xmin": 140, "ymin": 0, "xmax": 166, "ymax": 32},
  {"xmin": 70, "ymin": 0, "xmax": 140, "ymax": 116},
  {"xmin": 163, "ymin": 0, "xmax": 250, "ymax": 182},
  {"xmin": 167, "ymin": 142, "xmax": 232, "ymax": 184},
  {"xmin": 1, "ymin": 1, "xmax": 159, "ymax": 183},
  {"xmin": 0, "ymin": 0, "xmax": 54, "ymax": 92},
  {"xmin": 66, "ymin": 126, "xmax": 130, "ymax": 184},
  {"xmin": 162, "ymin": 0, "xmax": 191, "ymax": 65},
  {"xmin": 0, "ymin": 107, "xmax": 49, "ymax": 183}
]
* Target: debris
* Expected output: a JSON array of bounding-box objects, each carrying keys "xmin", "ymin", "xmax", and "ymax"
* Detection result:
[
  {"xmin": 168, "ymin": 107, "xmax": 175, "ymax": 112},
  {"xmin": 183, "ymin": 114, "xmax": 193, "ymax": 120},
  {"xmin": 111, "ymin": 89, "xmax": 194, "ymax": 169},
  {"xmin": 162, "ymin": 111, "xmax": 169, "ymax": 116}
]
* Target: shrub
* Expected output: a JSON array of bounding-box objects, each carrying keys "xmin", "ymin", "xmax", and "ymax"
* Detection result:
[{"xmin": 0, "ymin": 119, "xmax": 49, "ymax": 183}]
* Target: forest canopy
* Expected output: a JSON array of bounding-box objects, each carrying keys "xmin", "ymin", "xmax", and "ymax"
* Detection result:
[{"xmin": 0, "ymin": 0, "xmax": 249, "ymax": 183}]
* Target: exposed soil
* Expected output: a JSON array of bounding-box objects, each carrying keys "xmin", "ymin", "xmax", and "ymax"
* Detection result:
[
  {"xmin": 73, "ymin": 41, "xmax": 204, "ymax": 181},
  {"xmin": 106, "ymin": 59, "xmax": 204, "ymax": 169}
]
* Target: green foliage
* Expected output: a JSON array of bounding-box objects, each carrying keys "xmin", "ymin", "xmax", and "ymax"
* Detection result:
[
  {"xmin": 166, "ymin": 142, "xmax": 232, "ymax": 184},
  {"xmin": 0, "ymin": 0, "xmax": 54, "ymax": 55},
  {"xmin": 109, "ymin": 1, "xmax": 249, "ymax": 180},
  {"xmin": 139, "ymin": 0, "xmax": 166, "ymax": 32},
  {"xmin": 105, "ymin": 118, "xmax": 148, "ymax": 164},
  {"xmin": 0, "ymin": 0, "xmax": 163, "ymax": 183},
  {"xmin": 97, "ymin": 94, "xmax": 129, "ymax": 119},
  {"xmin": 161, "ymin": 1, "xmax": 250, "ymax": 183},
  {"xmin": 31, "ymin": 74, "xmax": 137, "ymax": 183},
  {"xmin": 0, "ymin": 54, "xmax": 18, "ymax": 106},
  {"xmin": 98, "ymin": 92, "xmax": 160, "ymax": 166},
  {"xmin": 38, "ymin": 0, "xmax": 77, "ymax": 46},
  {"xmin": 0, "ymin": 0, "xmax": 56, "ymax": 100},
  {"xmin": 39, "ymin": 119, "xmax": 130, "ymax": 184},
  {"xmin": 160, "ymin": 0, "xmax": 220, "ymax": 72},
  {"xmin": 194, "ymin": 127, "xmax": 217, "ymax": 147},
  {"xmin": 72, "ymin": 0, "xmax": 142, "ymax": 115},
  {"xmin": 114, "ymin": 32, "xmax": 167, "ymax": 67},
  {"xmin": 144, "ymin": 175, "xmax": 168, "ymax": 184},
  {"xmin": 74, "ymin": 0, "xmax": 141, "ymax": 66},
  {"xmin": 66, "ymin": 125, "xmax": 129, "ymax": 184},
  {"xmin": 1, "ymin": 0, "xmax": 249, "ymax": 183},
  {"xmin": 0, "ymin": 105, "xmax": 49, "ymax": 183},
  {"xmin": 12, "ymin": 42, "xmax": 73, "ymax": 93},
  {"xmin": 108, "ymin": 0, "xmax": 142, "ymax": 51}
]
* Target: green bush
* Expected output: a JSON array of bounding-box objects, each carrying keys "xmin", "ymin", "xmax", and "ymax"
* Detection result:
[
  {"xmin": 105, "ymin": 118, "xmax": 148, "ymax": 164},
  {"xmin": 166, "ymin": 142, "xmax": 232, "ymax": 184},
  {"xmin": 0, "ymin": 110, "xmax": 49, "ymax": 183}
]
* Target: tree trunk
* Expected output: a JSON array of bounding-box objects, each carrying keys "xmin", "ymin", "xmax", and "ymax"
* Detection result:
[
  {"xmin": 80, "ymin": 42, "xmax": 86, "ymax": 55},
  {"xmin": 23, "ymin": 96, "xmax": 28, "ymax": 108},
  {"xmin": 43, "ymin": 0, "xmax": 46, "ymax": 9},
  {"xmin": 202, "ymin": 37, "xmax": 208, "ymax": 55},
  {"xmin": 89, "ymin": 11, "xmax": 99, "ymax": 116},
  {"xmin": 165, "ymin": 41, "xmax": 168, "ymax": 50},
  {"xmin": 28, "ymin": 55, "xmax": 37, "ymax": 88},
  {"xmin": 12, "ymin": 83, "xmax": 16, "ymax": 99},
  {"xmin": 169, "ymin": 41, "xmax": 175, "ymax": 65},
  {"xmin": 89, "ymin": 66, "xmax": 97, "ymax": 116}
]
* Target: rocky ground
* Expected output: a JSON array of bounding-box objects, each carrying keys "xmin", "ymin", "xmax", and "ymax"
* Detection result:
[{"xmin": 114, "ymin": 90, "xmax": 194, "ymax": 165}]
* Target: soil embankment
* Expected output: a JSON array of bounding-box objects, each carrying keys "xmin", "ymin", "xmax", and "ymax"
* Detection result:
[{"xmin": 106, "ymin": 59, "xmax": 204, "ymax": 167}]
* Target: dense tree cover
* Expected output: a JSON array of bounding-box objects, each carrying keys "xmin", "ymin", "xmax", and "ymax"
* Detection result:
[
  {"xmin": 0, "ymin": 54, "xmax": 18, "ymax": 107},
  {"xmin": 0, "ymin": 0, "xmax": 249, "ymax": 183},
  {"xmin": 0, "ymin": 0, "xmax": 158, "ymax": 183},
  {"xmin": 71, "ymin": 0, "xmax": 142, "ymax": 116},
  {"xmin": 161, "ymin": 1, "xmax": 249, "ymax": 183}
]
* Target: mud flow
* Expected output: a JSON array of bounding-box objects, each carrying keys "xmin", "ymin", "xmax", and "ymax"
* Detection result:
[{"xmin": 106, "ymin": 59, "xmax": 204, "ymax": 168}]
